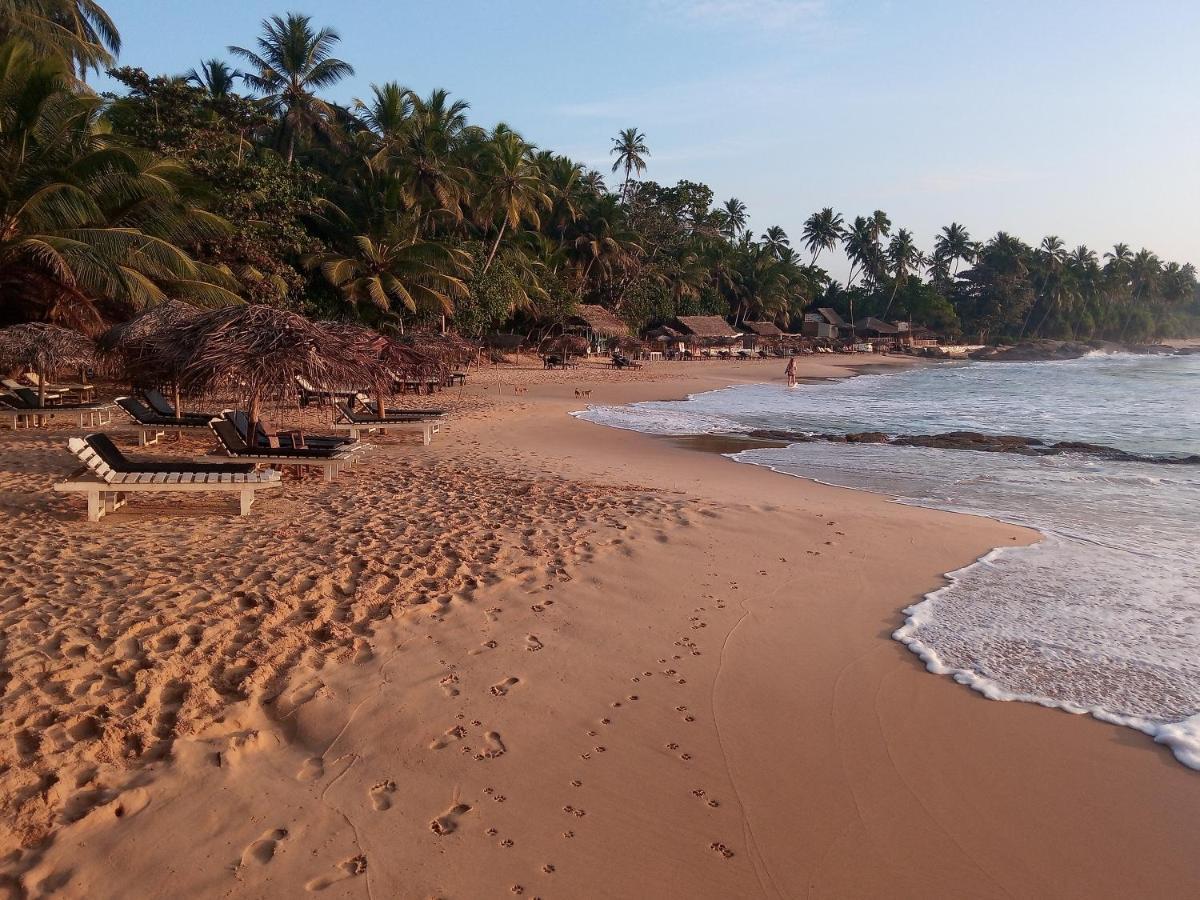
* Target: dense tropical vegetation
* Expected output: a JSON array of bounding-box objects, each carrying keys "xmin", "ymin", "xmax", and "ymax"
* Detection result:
[{"xmin": 1, "ymin": 3, "xmax": 1196, "ymax": 342}]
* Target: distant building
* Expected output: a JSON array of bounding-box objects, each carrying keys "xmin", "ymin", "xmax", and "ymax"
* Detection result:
[
  {"xmin": 672, "ymin": 316, "xmax": 744, "ymax": 346},
  {"xmin": 564, "ymin": 304, "xmax": 631, "ymax": 354},
  {"xmin": 802, "ymin": 308, "xmax": 850, "ymax": 339},
  {"xmin": 740, "ymin": 321, "xmax": 785, "ymax": 350}
]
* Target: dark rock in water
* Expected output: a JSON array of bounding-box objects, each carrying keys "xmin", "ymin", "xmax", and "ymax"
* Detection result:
[
  {"xmin": 970, "ymin": 340, "xmax": 1093, "ymax": 362},
  {"xmin": 844, "ymin": 432, "xmax": 890, "ymax": 444},
  {"xmin": 893, "ymin": 432, "xmax": 1044, "ymax": 453},
  {"xmin": 1174, "ymin": 346, "xmax": 1200, "ymax": 356}
]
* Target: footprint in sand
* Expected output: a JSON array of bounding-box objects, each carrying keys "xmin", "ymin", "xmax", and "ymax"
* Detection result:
[
  {"xmin": 490, "ymin": 677, "xmax": 520, "ymax": 697},
  {"xmin": 439, "ymin": 673, "xmax": 461, "ymax": 697},
  {"xmin": 304, "ymin": 855, "xmax": 367, "ymax": 892},
  {"xmin": 297, "ymin": 757, "xmax": 324, "ymax": 782},
  {"xmin": 474, "ymin": 732, "xmax": 506, "ymax": 760},
  {"xmin": 469, "ymin": 640, "xmax": 499, "ymax": 656},
  {"xmin": 430, "ymin": 725, "xmax": 468, "ymax": 750},
  {"xmin": 431, "ymin": 803, "xmax": 472, "ymax": 836},
  {"xmin": 525, "ymin": 635, "xmax": 544, "ymax": 652},
  {"xmin": 240, "ymin": 828, "xmax": 288, "ymax": 867},
  {"xmin": 370, "ymin": 780, "xmax": 396, "ymax": 811}
]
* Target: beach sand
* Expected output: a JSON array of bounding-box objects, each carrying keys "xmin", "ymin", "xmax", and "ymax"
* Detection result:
[{"xmin": 2, "ymin": 355, "xmax": 1199, "ymax": 898}]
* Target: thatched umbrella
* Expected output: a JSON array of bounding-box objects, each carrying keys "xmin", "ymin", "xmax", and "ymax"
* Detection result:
[
  {"xmin": 99, "ymin": 300, "xmax": 202, "ymax": 413},
  {"xmin": 541, "ymin": 333, "xmax": 587, "ymax": 359},
  {"xmin": 321, "ymin": 321, "xmax": 438, "ymax": 416},
  {"xmin": 163, "ymin": 305, "xmax": 384, "ymax": 431},
  {"xmin": 0, "ymin": 323, "xmax": 99, "ymax": 407}
]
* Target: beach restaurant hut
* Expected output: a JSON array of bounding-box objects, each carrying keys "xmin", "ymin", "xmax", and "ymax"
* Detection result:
[
  {"xmin": 741, "ymin": 321, "xmax": 784, "ymax": 351},
  {"xmin": 853, "ymin": 317, "xmax": 901, "ymax": 349},
  {"xmin": 565, "ymin": 305, "xmax": 630, "ymax": 355},
  {"xmin": 672, "ymin": 316, "xmax": 743, "ymax": 353},
  {"xmin": 802, "ymin": 308, "xmax": 850, "ymax": 340}
]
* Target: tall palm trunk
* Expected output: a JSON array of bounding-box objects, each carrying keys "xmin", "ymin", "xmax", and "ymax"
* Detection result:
[{"xmin": 482, "ymin": 218, "xmax": 508, "ymax": 274}]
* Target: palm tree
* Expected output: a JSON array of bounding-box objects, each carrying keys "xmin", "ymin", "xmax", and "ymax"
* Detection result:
[
  {"xmin": 864, "ymin": 209, "xmax": 892, "ymax": 287},
  {"xmin": 800, "ymin": 208, "xmax": 844, "ymax": 264},
  {"xmin": 761, "ymin": 225, "xmax": 789, "ymax": 257},
  {"xmin": 881, "ymin": 228, "xmax": 922, "ymax": 319},
  {"xmin": 310, "ymin": 232, "xmax": 471, "ymax": 322},
  {"xmin": 610, "ymin": 127, "xmax": 648, "ymax": 201},
  {"xmin": 840, "ymin": 216, "xmax": 875, "ymax": 337},
  {"xmin": 387, "ymin": 88, "xmax": 473, "ymax": 235},
  {"xmin": 0, "ymin": 0, "xmax": 120, "ymax": 77},
  {"xmin": 0, "ymin": 41, "xmax": 241, "ymax": 330},
  {"xmin": 722, "ymin": 198, "xmax": 747, "ymax": 239},
  {"xmin": 479, "ymin": 130, "xmax": 551, "ymax": 273},
  {"xmin": 933, "ymin": 222, "xmax": 974, "ymax": 276},
  {"xmin": 229, "ymin": 13, "xmax": 354, "ymax": 165},
  {"xmin": 186, "ymin": 58, "xmax": 241, "ymax": 98},
  {"xmin": 354, "ymin": 81, "xmax": 413, "ymax": 140}
]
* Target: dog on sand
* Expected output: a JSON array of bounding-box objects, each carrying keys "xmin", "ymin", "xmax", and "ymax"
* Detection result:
[{"xmin": 574, "ymin": 389, "xmax": 592, "ymax": 399}]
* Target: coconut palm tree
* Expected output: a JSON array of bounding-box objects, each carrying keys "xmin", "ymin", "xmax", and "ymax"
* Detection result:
[
  {"xmin": 186, "ymin": 58, "xmax": 241, "ymax": 98},
  {"xmin": 933, "ymin": 222, "xmax": 974, "ymax": 276},
  {"xmin": 310, "ymin": 232, "xmax": 471, "ymax": 322},
  {"xmin": 0, "ymin": 0, "xmax": 119, "ymax": 77},
  {"xmin": 761, "ymin": 225, "xmax": 790, "ymax": 257},
  {"xmin": 229, "ymin": 13, "xmax": 354, "ymax": 165},
  {"xmin": 800, "ymin": 208, "xmax": 844, "ymax": 264},
  {"xmin": 721, "ymin": 198, "xmax": 747, "ymax": 239},
  {"xmin": 0, "ymin": 40, "xmax": 241, "ymax": 331},
  {"xmin": 479, "ymin": 130, "xmax": 551, "ymax": 273},
  {"xmin": 386, "ymin": 88, "xmax": 474, "ymax": 235},
  {"xmin": 354, "ymin": 81, "xmax": 413, "ymax": 141},
  {"xmin": 610, "ymin": 127, "xmax": 648, "ymax": 201},
  {"xmin": 881, "ymin": 228, "xmax": 922, "ymax": 319}
]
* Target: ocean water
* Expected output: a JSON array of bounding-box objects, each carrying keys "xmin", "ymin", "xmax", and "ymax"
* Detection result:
[{"xmin": 576, "ymin": 354, "xmax": 1200, "ymax": 768}]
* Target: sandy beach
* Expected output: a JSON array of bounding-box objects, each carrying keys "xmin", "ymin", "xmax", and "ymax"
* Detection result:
[{"xmin": 3, "ymin": 354, "xmax": 1199, "ymax": 899}]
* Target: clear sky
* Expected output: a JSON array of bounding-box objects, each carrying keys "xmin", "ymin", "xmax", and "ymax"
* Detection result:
[{"xmin": 99, "ymin": 0, "xmax": 1199, "ymax": 277}]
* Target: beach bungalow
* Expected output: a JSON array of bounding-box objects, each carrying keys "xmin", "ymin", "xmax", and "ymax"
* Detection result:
[
  {"xmin": 671, "ymin": 316, "xmax": 744, "ymax": 355},
  {"xmin": 853, "ymin": 317, "xmax": 902, "ymax": 349},
  {"xmin": 565, "ymin": 305, "xmax": 631, "ymax": 355},
  {"xmin": 740, "ymin": 321, "xmax": 785, "ymax": 352},
  {"xmin": 802, "ymin": 308, "xmax": 850, "ymax": 340}
]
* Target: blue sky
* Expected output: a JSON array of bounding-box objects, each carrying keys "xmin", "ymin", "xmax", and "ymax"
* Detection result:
[{"xmin": 100, "ymin": 0, "xmax": 1199, "ymax": 277}]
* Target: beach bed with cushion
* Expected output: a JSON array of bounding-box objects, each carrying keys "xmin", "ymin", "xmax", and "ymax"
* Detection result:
[
  {"xmin": 204, "ymin": 418, "xmax": 363, "ymax": 482},
  {"xmin": 222, "ymin": 410, "xmax": 361, "ymax": 452},
  {"xmin": 55, "ymin": 434, "xmax": 281, "ymax": 521},
  {"xmin": 115, "ymin": 396, "xmax": 212, "ymax": 445},
  {"xmin": 332, "ymin": 402, "xmax": 443, "ymax": 444},
  {"xmin": 296, "ymin": 375, "xmax": 365, "ymax": 407},
  {"xmin": 2, "ymin": 388, "xmax": 113, "ymax": 429}
]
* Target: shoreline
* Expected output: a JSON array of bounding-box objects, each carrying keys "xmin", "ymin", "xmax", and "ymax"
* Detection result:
[{"xmin": 5, "ymin": 355, "xmax": 1200, "ymax": 897}]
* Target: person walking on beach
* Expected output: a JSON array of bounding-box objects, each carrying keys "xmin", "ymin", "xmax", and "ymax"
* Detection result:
[{"xmin": 785, "ymin": 356, "xmax": 797, "ymax": 387}]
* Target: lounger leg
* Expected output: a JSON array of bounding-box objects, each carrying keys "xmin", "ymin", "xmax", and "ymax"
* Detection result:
[
  {"xmin": 422, "ymin": 425, "xmax": 432, "ymax": 445},
  {"xmin": 86, "ymin": 490, "xmax": 103, "ymax": 522},
  {"xmin": 239, "ymin": 489, "xmax": 254, "ymax": 515},
  {"xmin": 324, "ymin": 464, "xmax": 334, "ymax": 482}
]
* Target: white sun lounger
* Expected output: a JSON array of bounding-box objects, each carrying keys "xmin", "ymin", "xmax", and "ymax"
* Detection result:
[
  {"xmin": 329, "ymin": 419, "xmax": 440, "ymax": 445},
  {"xmin": 55, "ymin": 437, "xmax": 282, "ymax": 521},
  {"xmin": 205, "ymin": 418, "xmax": 365, "ymax": 482}
]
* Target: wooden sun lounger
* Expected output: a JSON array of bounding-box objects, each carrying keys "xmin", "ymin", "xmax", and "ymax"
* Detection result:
[
  {"xmin": 2, "ymin": 395, "xmax": 112, "ymax": 429},
  {"xmin": 115, "ymin": 396, "xmax": 212, "ymax": 445},
  {"xmin": 205, "ymin": 418, "xmax": 365, "ymax": 482},
  {"xmin": 56, "ymin": 436, "xmax": 281, "ymax": 521},
  {"xmin": 329, "ymin": 418, "xmax": 440, "ymax": 445}
]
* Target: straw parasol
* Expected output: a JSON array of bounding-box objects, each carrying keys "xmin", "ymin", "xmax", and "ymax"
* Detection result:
[
  {"xmin": 320, "ymin": 321, "xmax": 439, "ymax": 416},
  {"xmin": 0, "ymin": 323, "xmax": 99, "ymax": 407},
  {"xmin": 163, "ymin": 305, "xmax": 385, "ymax": 429},
  {"xmin": 99, "ymin": 300, "xmax": 202, "ymax": 413}
]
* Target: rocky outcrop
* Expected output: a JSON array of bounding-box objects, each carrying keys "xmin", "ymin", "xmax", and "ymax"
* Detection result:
[{"xmin": 969, "ymin": 340, "xmax": 1181, "ymax": 362}]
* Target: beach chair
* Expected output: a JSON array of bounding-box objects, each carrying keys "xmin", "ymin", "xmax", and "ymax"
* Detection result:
[
  {"xmin": 115, "ymin": 396, "xmax": 211, "ymax": 445},
  {"xmin": 296, "ymin": 375, "xmax": 364, "ymax": 407},
  {"xmin": 26, "ymin": 372, "xmax": 95, "ymax": 402},
  {"xmin": 331, "ymin": 401, "xmax": 443, "ymax": 444},
  {"xmin": 142, "ymin": 388, "xmax": 215, "ymax": 422},
  {"xmin": 204, "ymin": 418, "xmax": 362, "ymax": 482},
  {"xmin": 222, "ymin": 410, "xmax": 359, "ymax": 451},
  {"xmin": 4, "ymin": 388, "xmax": 112, "ymax": 428},
  {"xmin": 54, "ymin": 434, "xmax": 281, "ymax": 521}
]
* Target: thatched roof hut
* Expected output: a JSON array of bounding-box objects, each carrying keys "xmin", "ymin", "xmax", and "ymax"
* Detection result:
[
  {"xmin": 0, "ymin": 323, "xmax": 100, "ymax": 406},
  {"xmin": 742, "ymin": 321, "xmax": 784, "ymax": 337},
  {"xmin": 853, "ymin": 317, "xmax": 900, "ymax": 337},
  {"xmin": 673, "ymin": 316, "xmax": 743, "ymax": 345},
  {"xmin": 99, "ymin": 301, "xmax": 203, "ymax": 402},
  {"xmin": 566, "ymin": 305, "xmax": 630, "ymax": 338}
]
